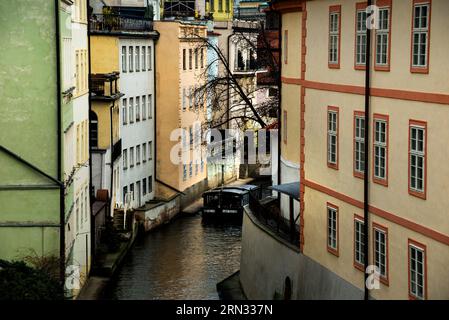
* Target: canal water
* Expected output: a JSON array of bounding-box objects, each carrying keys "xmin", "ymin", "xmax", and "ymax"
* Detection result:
[{"xmin": 103, "ymin": 214, "xmax": 242, "ymax": 300}]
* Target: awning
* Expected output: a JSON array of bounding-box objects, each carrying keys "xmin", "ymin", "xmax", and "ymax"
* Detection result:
[{"xmin": 269, "ymin": 182, "xmax": 300, "ymax": 201}]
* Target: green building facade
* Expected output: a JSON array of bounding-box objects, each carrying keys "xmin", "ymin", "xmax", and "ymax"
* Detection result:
[{"xmin": 0, "ymin": 0, "xmax": 78, "ymax": 295}]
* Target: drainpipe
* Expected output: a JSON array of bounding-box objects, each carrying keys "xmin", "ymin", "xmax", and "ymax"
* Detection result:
[
  {"xmin": 87, "ymin": 0, "xmax": 95, "ymax": 265},
  {"xmin": 276, "ymin": 8, "xmax": 282, "ymax": 188},
  {"xmin": 54, "ymin": 0, "xmax": 66, "ymax": 293},
  {"xmin": 153, "ymin": 35, "xmax": 158, "ymax": 184},
  {"xmin": 363, "ymin": 0, "xmax": 373, "ymax": 301},
  {"xmin": 109, "ymin": 100, "xmax": 115, "ymax": 216},
  {"xmin": 226, "ymin": 32, "xmax": 232, "ymax": 129}
]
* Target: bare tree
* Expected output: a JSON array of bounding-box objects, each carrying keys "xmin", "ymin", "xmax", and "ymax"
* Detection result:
[{"xmin": 191, "ymin": 20, "xmax": 280, "ymax": 131}]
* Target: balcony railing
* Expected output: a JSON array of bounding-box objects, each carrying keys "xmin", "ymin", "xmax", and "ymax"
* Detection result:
[
  {"xmin": 163, "ymin": 0, "xmax": 195, "ymax": 19},
  {"xmin": 90, "ymin": 14, "xmax": 153, "ymax": 33},
  {"xmin": 90, "ymin": 72, "xmax": 123, "ymax": 101},
  {"xmin": 248, "ymin": 186, "xmax": 300, "ymax": 246}
]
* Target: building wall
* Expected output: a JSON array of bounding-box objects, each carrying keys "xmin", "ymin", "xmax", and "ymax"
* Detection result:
[
  {"xmin": 154, "ymin": 21, "xmax": 181, "ymax": 193},
  {"xmin": 154, "ymin": 21, "xmax": 208, "ymax": 200},
  {"xmin": 90, "ymin": 36, "xmax": 120, "ymax": 73},
  {"xmin": 68, "ymin": 0, "xmax": 91, "ymax": 297},
  {"xmin": 118, "ymin": 37, "xmax": 156, "ymax": 208},
  {"xmin": 0, "ymin": 0, "xmax": 61, "ymax": 260},
  {"xmin": 240, "ymin": 207, "xmax": 363, "ymax": 300},
  {"xmin": 206, "ymin": 0, "xmax": 234, "ymax": 22},
  {"xmin": 278, "ymin": 10, "xmax": 301, "ymax": 221},
  {"xmin": 300, "ymin": 0, "xmax": 449, "ymax": 300}
]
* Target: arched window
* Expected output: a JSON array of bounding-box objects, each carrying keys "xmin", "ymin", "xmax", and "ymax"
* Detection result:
[{"xmin": 90, "ymin": 111, "xmax": 98, "ymax": 148}]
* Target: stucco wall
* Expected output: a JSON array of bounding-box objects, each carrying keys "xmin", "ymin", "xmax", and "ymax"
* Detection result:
[
  {"xmin": 0, "ymin": 0, "xmax": 60, "ymax": 260},
  {"xmin": 240, "ymin": 207, "xmax": 364, "ymax": 300},
  {"xmin": 240, "ymin": 209, "xmax": 302, "ymax": 300}
]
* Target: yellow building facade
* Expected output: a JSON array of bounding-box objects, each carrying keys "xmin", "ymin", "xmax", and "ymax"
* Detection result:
[
  {"xmin": 90, "ymin": 35, "xmax": 122, "ymax": 208},
  {"xmin": 276, "ymin": 0, "xmax": 449, "ymax": 299},
  {"xmin": 206, "ymin": 0, "xmax": 233, "ymax": 21},
  {"xmin": 154, "ymin": 21, "xmax": 208, "ymax": 204}
]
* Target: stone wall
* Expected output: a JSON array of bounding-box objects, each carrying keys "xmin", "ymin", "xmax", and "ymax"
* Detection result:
[{"xmin": 240, "ymin": 207, "xmax": 364, "ymax": 300}]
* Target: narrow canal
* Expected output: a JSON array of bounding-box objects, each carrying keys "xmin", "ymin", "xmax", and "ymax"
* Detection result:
[{"xmin": 103, "ymin": 214, "xmax": 242, "ymax": 300}]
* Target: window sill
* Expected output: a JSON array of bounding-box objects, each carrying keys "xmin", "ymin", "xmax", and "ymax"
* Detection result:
[
  {"xmin": 354, "ymin": 262, "xmax": 364, "ymax": 272},
  {"xmin": 411, "ymin": 66, "xmax": 429, "ymax": 74},
  {"xmin": 409, "ymin": 189, "xmax": 426, "ymax": 200},
  {"xmin": 374, "ymin": 65, "xmax": 390, "ymax": 72},
  {"xmin": 373, "ymin": 177, "xmax": 388, "ymax": 187},
  {"xmin": 354, "ymin": 171, "xmax": 364, "ymax": 179},
  {"xmin": 328, "ymin": 63, "xmax": 340, "ymax": 69},
  {"xmin": 355, "ymin": 65, "xmax": 366, "ymax": 71},
  {"xmin": 379, "ymin": 276, "xmax": 389, "ymax": 287},
  {"xmin": 327, "ymin": 162, "xmax": 339, "ymax": 170},
  {"xmin": 327, "ymin": 247, "xmax": 339, "ymax": 257}
]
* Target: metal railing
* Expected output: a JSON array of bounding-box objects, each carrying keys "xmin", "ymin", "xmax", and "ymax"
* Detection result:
[
  {"xmin": 90, "ymin": 14, "xmax": 153, "ymax": 32},
  {"xmin": 248, "ymin": 186, "xmax": 300, "ymax": 246}
]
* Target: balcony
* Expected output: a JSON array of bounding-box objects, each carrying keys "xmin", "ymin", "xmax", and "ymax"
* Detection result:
[
  {"xmin": 90, "ymin": 14, "xmax": 153, "ymax": 33},
  {"xmin": 248, "ymin": 184, "xmax": 300, "ymax": 246},
  {"xmin": 163, "ymin": 1, "xmax": 195, "ymax": 19},
  {"xmin": 90, "ymin": 73, "xmax": 124, "ymax": 101}
]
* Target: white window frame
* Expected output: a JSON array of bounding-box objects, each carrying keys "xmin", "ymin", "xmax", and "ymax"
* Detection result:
[
  {"xmin": 122, "ymin": 46, "xmax": 127, "ymax": 72},
  {"xmin": 122, "ymin": 98, "xmax": 127, "ymax": 125},
  {"xmin": 374, "ymin": 227, "xmax": 388, "ymax": 279},
  {"xmin": 356, "ymin": 9, "xmax": 368, "ymax": 66},
  {"xmin": 142, "ymin": 46, "xmax": 146, "ymax": 70},
  {"xmin": 135, "ymin": 46, "xmax": 140, "ymax": 72},
  {"xmin": 354, "ymin": 218, "xmax": 365, "ymax": 266},
  {"xmin": 130, "ymin": 147, "xmax": 134, "ymax": 167},
  {"xmin": 410, "ymin": 126, "xmax": 425, "ymax": 193},
  {"xmin": 327, "ymin": 206, "xmax": 338, "ymax": 251},
  {"xmin": 136, "ymin": 145, "xmax": 141, "ymax": 165},
  {"xmin": 374, "ymin": 119, "xmax": 387, "ymax": 180},
  {"xmin": 327, "ymin": 111, "xmax": 338, "ymax": 166},
  {"xmin": 142, "ymin": 95, "xmax": 146, "ymax": 119},
  {"xmin": 409, "ymin": 244, "xmax": 426, "ymax": 300},
  {"xmin": 142, "ymin": 143, "xmax": 147, "ymax": 163},
  {"xmin": 129, "ymin": 46, "xmax": 134, "ymax": 72},
  {"xmin": 136, "ymin": 96, "xmax": 140, "ymax": 121},
  {"xmin": 123, "ymin": 149, "xmax": 128, "ymax": 169},
  {"xmin": 148, "ymin": 94, "xmax": 152, "ymax": 119},
  {"xmin": 412, "ymin": 4, "xmax": 430, "ymax": 68},
  {"xmin": 129, "ymin": 97, "xmax": 134, "ymax": 123},
  {"xmin": 148, "ymin": 46, "xmax": 152, "ymax": 71},
  {"xmin": 329, "ymin": 12, "xmax": 340, "ymax": 65},
  {"xmin": 354, "ymin": 115, "xmax": 365, "ymax": 174},
  {"xmin": 376, "ymin": 8, "xmax": 390, "ymax": 66}
]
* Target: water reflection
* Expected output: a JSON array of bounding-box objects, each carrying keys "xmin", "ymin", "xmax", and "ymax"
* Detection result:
[{"xmin": 103, "ymin": 214, "xmax": 242, "ymax": 300}]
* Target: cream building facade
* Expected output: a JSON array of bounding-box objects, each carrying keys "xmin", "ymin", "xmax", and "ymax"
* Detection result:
[
  {"xmin": 281, "ymin": 0, "xmax": 449, "ymax": 300},
  {"xmin": 240, "ymin": 0, "xmax": 449, "ymax": 300},
  {"xmin": 154, "ymin": 21, "xmax": 208, "ymax": 207}
]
